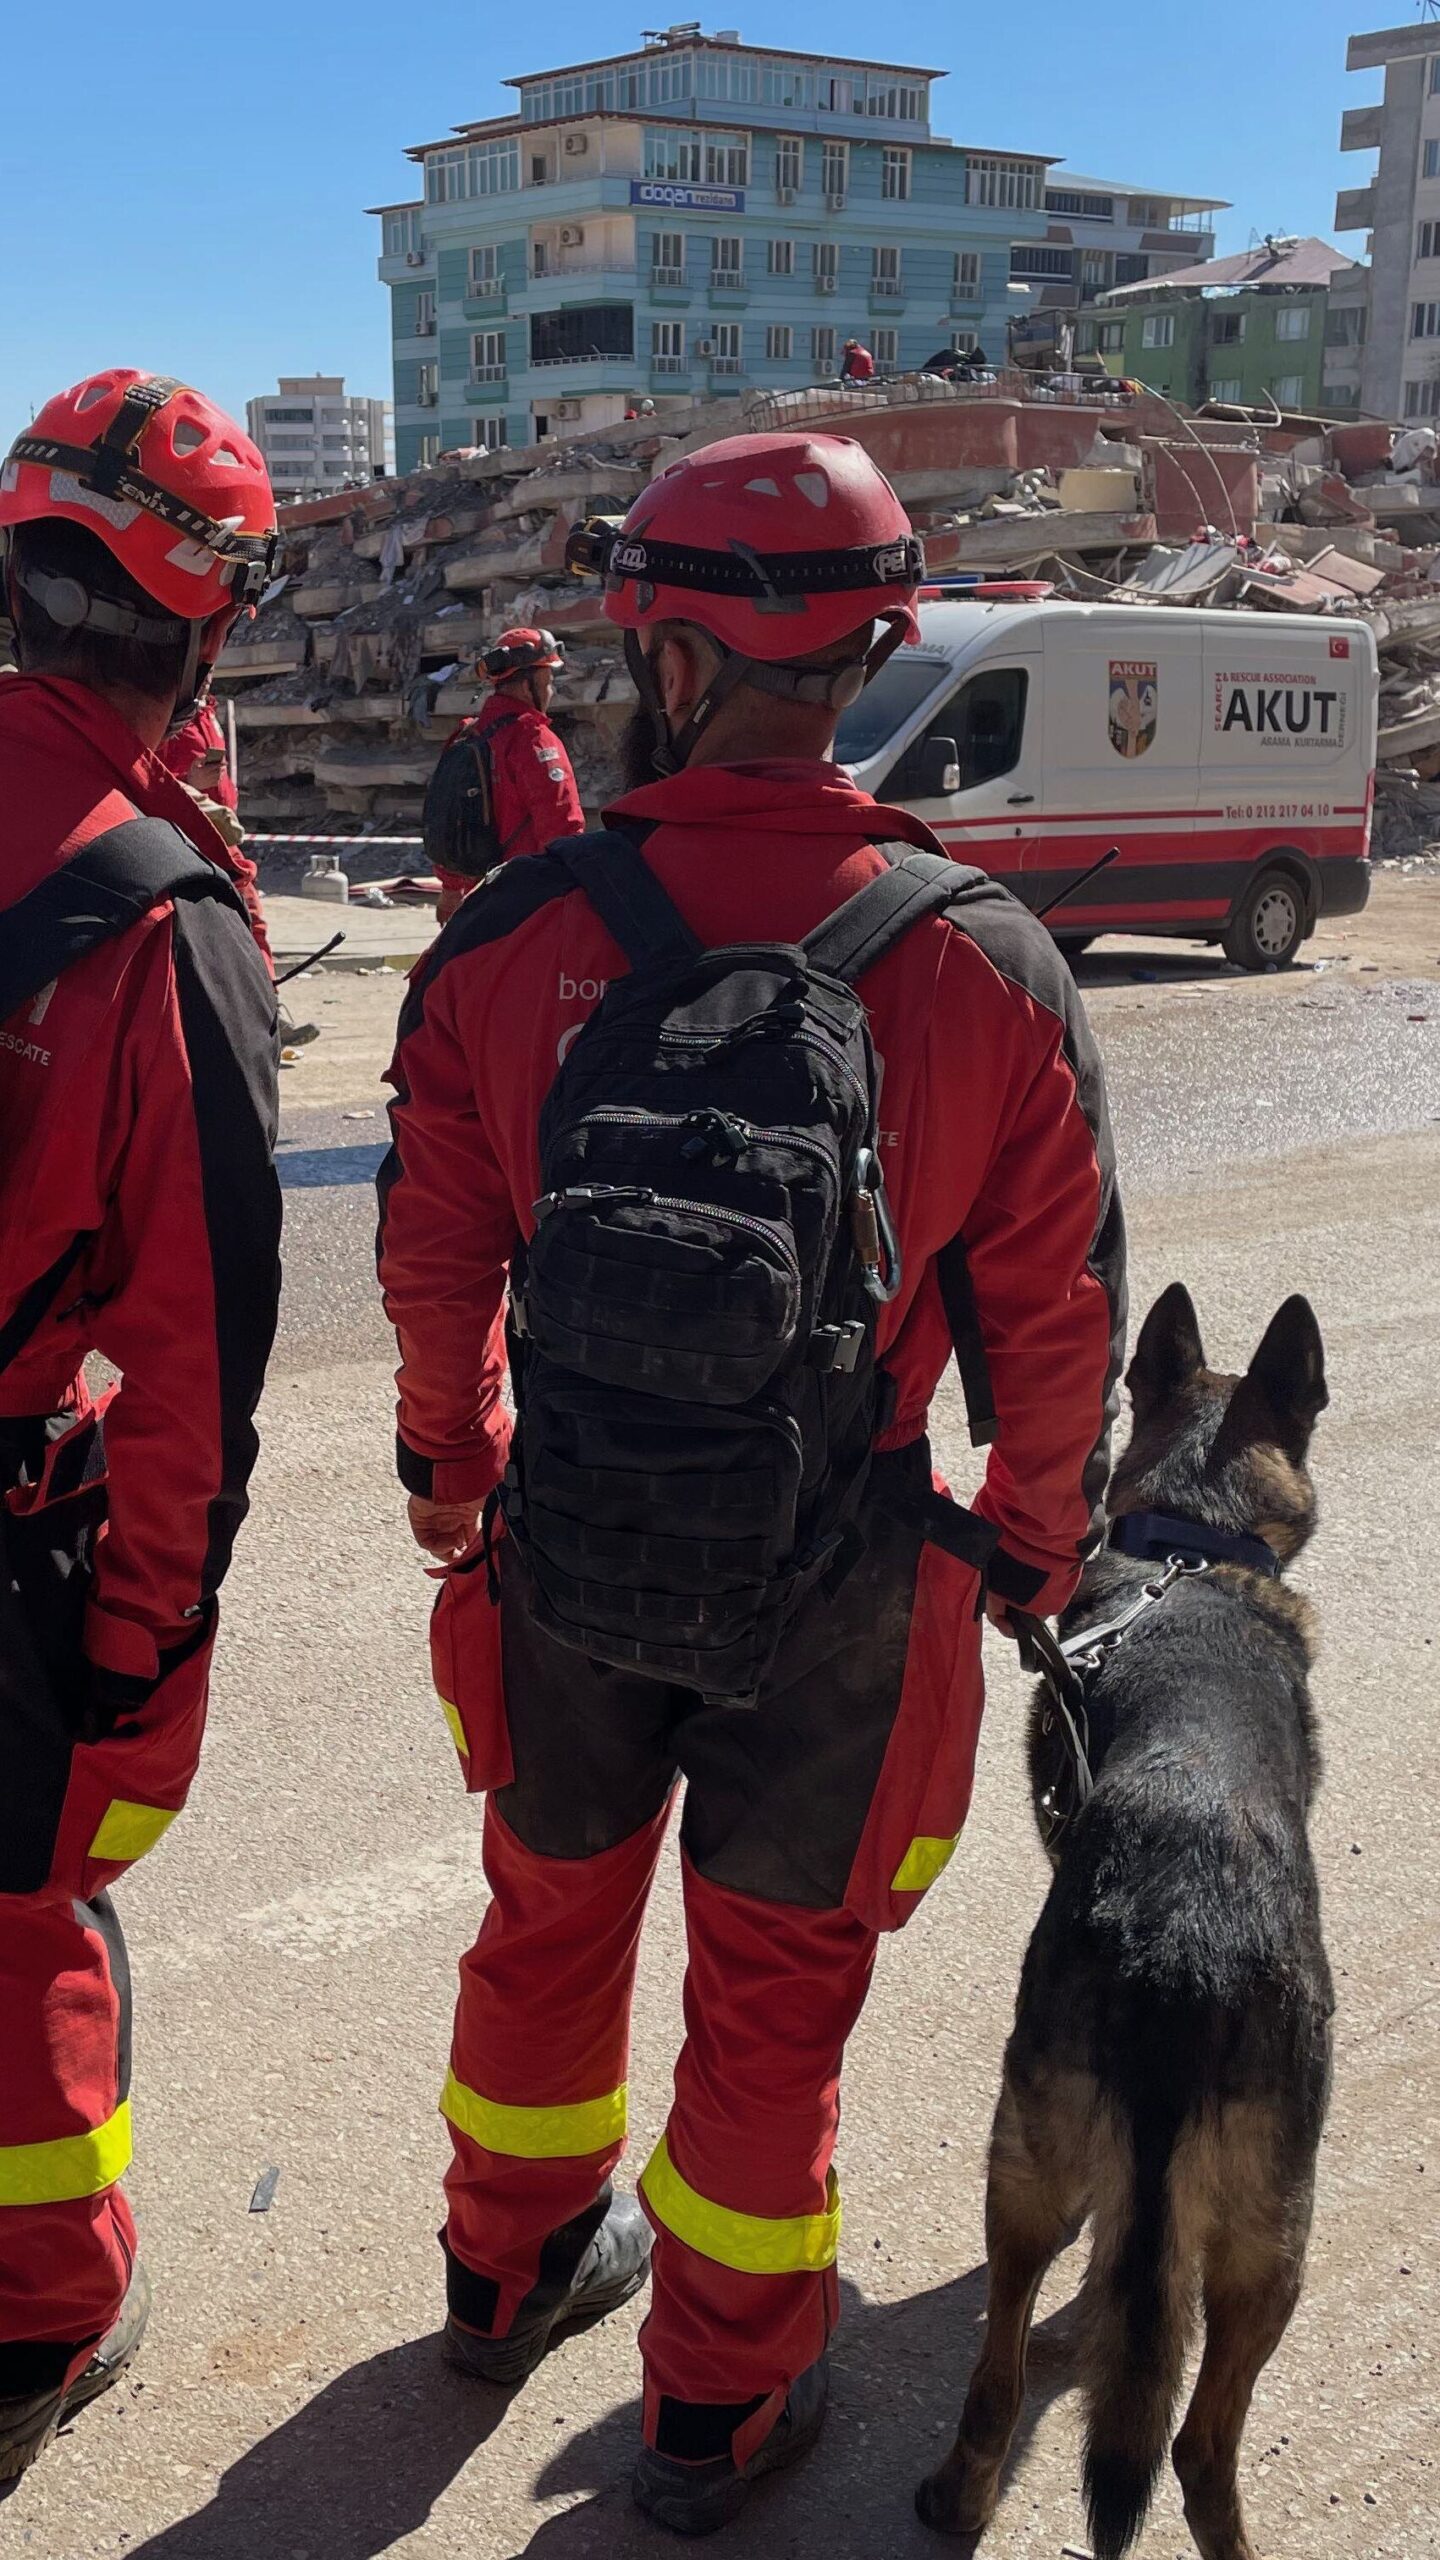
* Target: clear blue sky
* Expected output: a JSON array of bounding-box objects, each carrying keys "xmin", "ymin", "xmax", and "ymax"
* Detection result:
[{"xmin": 0, "ymin": 0, "xmax": 1394, "ymax": 442}]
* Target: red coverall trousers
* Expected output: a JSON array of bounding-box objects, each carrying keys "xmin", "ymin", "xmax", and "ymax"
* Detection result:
[{"xmin": 432, "ymin": 1440, "xmax": 987, "ymax": 2462}]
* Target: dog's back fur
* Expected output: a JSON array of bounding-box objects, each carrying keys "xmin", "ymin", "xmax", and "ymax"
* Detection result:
[{"xmin": 919, "ymin": 1288, "xmax": 1335, "ymax": 2560}]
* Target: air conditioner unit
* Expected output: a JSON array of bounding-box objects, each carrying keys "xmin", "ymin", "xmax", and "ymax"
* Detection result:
[
  {"xmin": 826, "ymin": 191, "xmax": 847, "ymax": 212},
  {"xmin": 560, "ymin": 225, "xmax": 585, "ymax": 247},
  {"xmin": 555, "ymin": 399, "xmax": 583, "ymax": 419},
  {"xmin": 405, "ymin": 250, "xmax": 425, "ymax": 267},
  {"xmin": 817, "ymin": 360, "xmax": 836, "ymax": 377},
  {"xmin": 417, "ymin": 389, "xmax": 438, "ymax": 407},
  {"xmin": 564, "ymin": 132, "xmax": 589, "ymax": 155},
  {"xmin": 776, "ymin": 185, "xmax": 795, "ymax": 205},
  {"xmin": 695, "ymin": 337, "xmax": 714, "ymax": 355},
  {"xmin": 818, "ymin": 276, "xmax": 837, "ymax": 293}
]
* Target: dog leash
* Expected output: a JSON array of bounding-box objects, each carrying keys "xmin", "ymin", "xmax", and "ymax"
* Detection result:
[{"xmin": 1013, "ymin": 1557, "xmax": 1207, "ymax": 1846}]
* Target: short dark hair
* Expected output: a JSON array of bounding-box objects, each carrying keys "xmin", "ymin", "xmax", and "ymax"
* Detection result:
[{"xmin": 7, "ymin": 517, "xmax": 190, "ymax": 703}]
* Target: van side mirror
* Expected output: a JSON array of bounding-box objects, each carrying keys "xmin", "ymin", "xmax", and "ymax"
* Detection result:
[{"xmin": 916, "ymin": 734, "xmax": 961, "ymax": 797}]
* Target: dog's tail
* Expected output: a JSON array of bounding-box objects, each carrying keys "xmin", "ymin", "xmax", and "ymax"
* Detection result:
[{"xmin": 1082, "ymin": 2022, "xmax": 1204, "ymax": 2560}]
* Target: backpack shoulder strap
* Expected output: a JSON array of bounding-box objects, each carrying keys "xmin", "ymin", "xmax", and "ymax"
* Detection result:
[
  {"xmin": 552, "ymin": 823, "xmax": 703, "ymax": 969},
  {"xmin": 800, "ymin": 844, "xmax": 983, "ymax": 988},
  {"xmin": 0, "ymin": 815, "xmax": 242, "ymax": 1024}
]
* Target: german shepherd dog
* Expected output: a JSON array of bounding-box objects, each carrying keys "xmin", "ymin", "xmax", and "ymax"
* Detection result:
[{"xmin": 917, "ymin": 1285, "xmax": 1334, "ymax": 2560}]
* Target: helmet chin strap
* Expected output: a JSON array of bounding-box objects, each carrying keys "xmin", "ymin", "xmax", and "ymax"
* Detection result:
[
  {"xmin": 624, "ymin": 616, "xmax": 907, "ymax": 776},
  {"xmin": 166, "ymin": 605, "xmax": 238, "ymax": 737}
]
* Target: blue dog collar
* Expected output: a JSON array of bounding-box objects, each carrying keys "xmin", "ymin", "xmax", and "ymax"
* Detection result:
[{"xmin": 1108, "ymin": 1509, "xmax": 1281, "ymax": 1579}]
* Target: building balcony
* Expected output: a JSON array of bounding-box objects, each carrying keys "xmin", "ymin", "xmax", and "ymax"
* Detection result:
[
  {"xmin": 467, "ymin": 368, "xmax": 508, "ymax": 396},
  {"xmin": 709, "ymin": 357, "xmax": 744, "ymax": 378},
  {"xmin": 651, "ymin": 265, "xmax": 687, "ymax": 289},
  {"xmin": 870, "ymin": 277, "xmax": 905, "ymax": 300},
  {"xmin": 651, "ymin": 357, "xmax": 689, "ymax": 379},
  {"xmin": 378, "ymin": 251, "xmax": 434, "ymax": 283},
  {"xmin": 949, "ymin": 288, "xmax": 983, "ymax": 314},
  {"xmin": 708, "ymin": 278, "xmax": 749, "ymax": 305},
  {"xmin": 1340, "ymin": 104, "xmax": 1383, "ymax": 153},
  {"xmin": 462, "ymin": 286, "xmax": 508, "ymax": 318},
  {"xmin": 1335, "ymin": 184, "xmax": 1377, "ymax": 232}
]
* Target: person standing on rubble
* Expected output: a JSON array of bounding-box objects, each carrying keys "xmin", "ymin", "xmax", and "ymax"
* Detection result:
[
  {"xmin": 377, "ymin": 430, "xmax": 1124, "ymax": 2533},
  {"xmin": 425, "ymin": 626, "xmax": 584, "ymax": 925},
  {"xmin": 0, "ymin": 369, "xmax": 282, "ymax": 2477}
]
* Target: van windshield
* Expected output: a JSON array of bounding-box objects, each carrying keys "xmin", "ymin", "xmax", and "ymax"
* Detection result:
[{"xmin": 833, "ymin": 655, "xmax": 949, "ymax": 766}]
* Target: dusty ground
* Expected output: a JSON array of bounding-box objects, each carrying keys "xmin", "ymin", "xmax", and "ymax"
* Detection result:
[{"xmin": 4, "ymin": 882, "xmax": 1438, "ymax": 2560}]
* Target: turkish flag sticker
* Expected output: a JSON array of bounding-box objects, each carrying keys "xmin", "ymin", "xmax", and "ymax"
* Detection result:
[{"xmin": 1330, "ymin": 636, "xmax": 1351, "ymax": 658}]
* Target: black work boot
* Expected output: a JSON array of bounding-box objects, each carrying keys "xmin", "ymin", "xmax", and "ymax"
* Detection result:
[
  {"xmin": 632, "ymin": 2355, "xmax": 831, "ymax": 2536},
  {"xmin": 443, "ymin": 2188, "xmax": 652, "ymax": 2388},
  {"xmin": 0, "ymin": 2261, "xmax": 151, "ymax": 2484}
]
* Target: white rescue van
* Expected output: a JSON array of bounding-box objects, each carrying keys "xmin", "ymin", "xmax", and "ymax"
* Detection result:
[{"xmin": 835, "ymin": 591, "xmax": 1379, "ymax": 967}]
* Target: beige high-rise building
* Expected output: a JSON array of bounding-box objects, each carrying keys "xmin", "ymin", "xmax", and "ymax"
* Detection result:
[
  {"xmin": 1335, "ymin": 21, "xmax": 1440, "ymax": 419},
  {"xmin": 246, "ymin": 375, "xmax": 390, "ymax": 498}
]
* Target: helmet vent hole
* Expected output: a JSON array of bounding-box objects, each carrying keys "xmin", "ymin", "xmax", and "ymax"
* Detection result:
[
  {"xmin": 744, "ymin": 477, "xmax": 781, "ymax": 497},
  {"xmin": 76, "ymin": 382, "xmax": 111, "ymax": 412},
  {"xmin": 172, "ymin": 420, "xmax": 207, "ymax": 454},
  {"xmin": 211, "ymin": 444, "xmax": 244, "ymax": 468},
  {"xmin": 795, "ymin": 472, "xmax": 830, "ymax": 509}
]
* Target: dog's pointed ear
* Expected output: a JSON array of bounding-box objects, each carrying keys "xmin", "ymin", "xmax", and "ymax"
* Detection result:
[
  {"xmin": 1127, "ymin": 1283, "xmax": 1206, "ymax": 1422},
  {"xmin": 1245, "ymin": 1296, "xmax": 1328, "ymax": 1453}
]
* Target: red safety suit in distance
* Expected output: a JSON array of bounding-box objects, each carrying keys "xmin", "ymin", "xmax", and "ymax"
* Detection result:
[
  {"xmin": 434, "ymin": 685, "xmax": 584, "ymax": 907},
  {"xmin": 0, "ymin": 672, "xmax": 281, "ymax": 2375},
  {"xmin": 377, "ymin": 758, "xmax": 1124, "ymax": 2459},
  {"xmin": 158, "ymin": 700, "xmax": 240, "ymax": 812}
]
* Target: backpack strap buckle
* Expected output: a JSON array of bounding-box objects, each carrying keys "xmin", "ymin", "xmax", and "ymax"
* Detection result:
[{"xmin": 809, "ymin": 1320, "xmax": 866, "ymax": 1373}]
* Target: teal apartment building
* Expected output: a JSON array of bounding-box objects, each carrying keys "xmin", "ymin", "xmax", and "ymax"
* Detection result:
[{"xmin": 371, "ymin": 26, "xmax": 1046, "ymax": 466}]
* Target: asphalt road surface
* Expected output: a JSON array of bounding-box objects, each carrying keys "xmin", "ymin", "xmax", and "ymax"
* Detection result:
[{"xmin": 6, "ymin": 959, "xmax": 1439, "ymax": 2560}]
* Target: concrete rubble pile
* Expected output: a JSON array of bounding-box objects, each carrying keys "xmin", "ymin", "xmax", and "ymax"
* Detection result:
[{"xmin": 214, "ymin": 377, "xmax": 1440, "ymax": 862}]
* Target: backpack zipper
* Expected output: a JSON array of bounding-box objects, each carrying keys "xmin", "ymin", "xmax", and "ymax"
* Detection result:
[{"xmin": 578, "ymin": 1105, "xmax": 836, "ymax": 1177}]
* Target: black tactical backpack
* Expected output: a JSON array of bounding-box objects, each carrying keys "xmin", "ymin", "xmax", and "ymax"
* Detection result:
[
  {"xmin": 495, "ymin": 825, "xmax": 992, "ymax": 1704},
  {"xmin": 422, "ymin": 710, "xmax": 522, "ymax": 880}
]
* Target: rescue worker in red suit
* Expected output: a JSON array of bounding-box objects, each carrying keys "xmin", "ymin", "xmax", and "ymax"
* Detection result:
[
  {"xmin": 0, "ymin": 371, "xmax": 282, "ymax": 2476},
  {"xmin": 159, "ymin": 695, "xmax": 237, "ymax": 810},
  {"xmin": 377, "ymin": 433, "xmax": 1125, "ymax": 2532},
  {"xmin": 433, "ymin": 627, "xmax": 584, "ymax": 925}
]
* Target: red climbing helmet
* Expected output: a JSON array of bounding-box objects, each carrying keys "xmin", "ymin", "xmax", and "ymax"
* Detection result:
[
  {"xmin": 0, "ymin": 369, "xmax": 277, "ymax": 622},
  {"xmin": 482, "ymin": 626, "xmax": 566, "ymax": 680},
  {"xmin": 590, "ymin": 430, "xmax": 922, "ymax": 661}
]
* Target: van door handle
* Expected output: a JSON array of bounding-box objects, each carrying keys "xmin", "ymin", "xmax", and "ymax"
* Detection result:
[{"xmin": 1007, "ymin": 792, "xmax": 1035, "ymax": 805}]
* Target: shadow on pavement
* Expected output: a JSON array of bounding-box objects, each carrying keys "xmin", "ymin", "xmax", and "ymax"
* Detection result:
[{"xmin": 124, "ymin": 2266, "xmax": 1082, "ymax": 2560}]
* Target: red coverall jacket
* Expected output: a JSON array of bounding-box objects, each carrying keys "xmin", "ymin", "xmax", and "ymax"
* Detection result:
[
  {"xmin": 434, "ymin": 687, "xmax": 585, "ymax": 902},
  {"xmin": 380, "ymin": 760, "xmax": 1124, "ymax": 1615},
  {"xmin": 158, "ymin": 700, "xmax": 239, "ymax": 812},
  {"xmin": 0, "ymin": 673, "xmax": 282, "ymax": 1693}
]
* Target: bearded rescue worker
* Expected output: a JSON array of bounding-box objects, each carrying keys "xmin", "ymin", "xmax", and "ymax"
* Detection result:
[
  {"xmin": 430, "ymin": 627, "xmax": 584, "ymax": 926},
  {"xmin": 377, "ymin": 433, "xmax": 1124, "ymax": 2533},
  {"xmin": 0, "ymin": 371, "xmax": 282, "ymax": 2476}
]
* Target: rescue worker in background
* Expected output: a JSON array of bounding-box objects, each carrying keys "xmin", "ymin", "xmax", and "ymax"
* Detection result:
[
  {"xmin": 158, "ymin": 690, "xmax": 319, "ymax": 1047},
  {"xmin": 377, "ymin": 432, "xmax": 1124, "ymax": 2532},
  {"xmin": 0, "ymin": 371, "xmax": 282, "ymax": 2476},
  {"xmin": 432, "ymin": 627, "xmax": 584, "ymax": 926},
  {"xmin": 840, "ymin": 337, "xmax": 875, "ymax": 385}
]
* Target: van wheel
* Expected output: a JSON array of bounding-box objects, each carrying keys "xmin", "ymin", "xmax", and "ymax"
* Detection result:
[{"xmin": 1222, "ymin": 869, "xmax": 1305, "ymax": 972}]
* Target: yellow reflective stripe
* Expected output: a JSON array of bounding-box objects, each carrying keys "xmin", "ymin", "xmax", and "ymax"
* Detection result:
[
  {"xmin": 438, "ymin": 1697, "xmax": 468, "ymax": 1761},
  {"xmin": 640, "ymin": 2135, "xmax": 841, "ymax": 2276},
  {"xmin": 440, "ymin": 2069, "xmax": 626, "ymax": 2159},
  {"xmin": 891, "ymin": 1833, "xmax": 961, "ymax": 1893},
  {"xmin": 88, "ymin": 1800, "xmax": 178, "ymax": 1863},
  {"xmin": 0, "ymin": 2099, "xmax": 133, "ymax": 2207}
]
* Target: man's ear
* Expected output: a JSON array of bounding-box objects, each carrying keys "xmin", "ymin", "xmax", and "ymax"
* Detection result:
[{"xmin": 655, "ymin": 626, "xmax": 716, "ymax": 721}]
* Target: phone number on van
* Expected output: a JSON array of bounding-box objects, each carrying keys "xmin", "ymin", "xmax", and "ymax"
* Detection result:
[{"xmin": 1222, "ymin": 801, "xmax": 1333, "ymax": 822}]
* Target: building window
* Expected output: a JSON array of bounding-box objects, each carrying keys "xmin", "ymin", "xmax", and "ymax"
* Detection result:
[
  {"xmin": 471, "ymin": 331, "xmax": 506, "ymax": 380},
  {"xmin": 416, "ymin": 360, "xmax": 438, "ymax": 404},
  {"xmin": 1275, "ymin": 303, "xmax": 1311, "ymax": 341},
  {"xmin": 645, "ymin": 127, "xmax": 702, "ymax": 183},
  {"xmin": 766, "ymin": 324, "xmax": 793, "ymax": 359},
  {"xmin": 418, "ymin": 434, "xmax": 439, "ymax": 465},
  {"xmin": 468, "ymin": 245, "xmax": 501, "ymax": 293},
  {"xmin": 1009, "ymin": 244, "xmax": 1074, "ymax": 281},
  {"xmin": 767, "ymin": 239, "xmax": 794, "ymax": 276},
  {"xmin": 813, "ymin": 239, "xmax": 839, "ymax": 287},
  {"xmin": 1413, "ymin": 300, "xmax": 1440, "ymax": 338},
  {"xmin": 881, "ymin": 147, "xmax": 911, "ymax": 202},
  {"xmin": 1432, "ymin": 56, "xmax": 1440, "ymax": 92},
  {"xmin": 954, "ymin": 250, "xmax": 980, "ymax": 293},
  {"xmin": 872, "ymin": 245, "xmax": 903, "ymax": 295},
  {"xmin": 652, "ymin": 319, "xmax": 686, "ymax": 372},
  {"xmin": 1419, "ymin": 220, "xmax": 1440, "ymax": 260},
  {"xmin": 872, "ymin": 327, "xmax": 898, "ymax": 366},
  {"xmin": 1404, "ymin": 376, "xmax": 1440, "ymax": 416},
  {"xmin": 775, "ymin": 136, "xmax": 802, "ymax": 195},
  {"xmin": 1425, "ymin": 139, "xmax": 1440, "ymax": 179},
  {"xmin": 1325, "ymin": 304, "xmax": 1366, "ymax": 347},
  {"xmin": 864, "ymin": 79, "xmax": 923, "ymax": 119},
  {"xmin": 1210, "ymin": 377, "xmax": 1243, "ymax": 404},
  {"xmin": 711, "ymin": 321, "xmax": 743, "ymax": 375},
  {"xmin": 1141, "ymin": 312, "xmax": 1175, "ymax": 349},
  {"xmin": 414, "ymin": 289, "xmax": 435, "ymax": 335},
  {"xmin": 1097, "ymin": 320, "xmax": 1125, "ymax": 353},
  {"xmin": 1076, "ymin": 319, "xmax": 1096, "ymax": 354},
  {"xmin": 812, "ymin": 324, "xmax": 837, "ymax": 373},
  {"xmin": 966, "ymin": 155, "xmax": 1041, "ymax": 211},
  {"xmin": 652, "ymin": 231, "xmax": 685, "ymax": 286},
  {"xmin": 1113, "ymin": 253, "xmax": 1149, "ymax": 286},
  {"xmin": 821, "ymin": 141, "xmax": 848, "ymax": 202},
  {"xmin": 704, "ymin": 134, "xmax": 749, "ymax": 188},
  {"xmin": 473, "ymin": 416, "xmax": 505, "ymax": 450},
  {"xmin": 1127, "ymin": 198, "xmax": 1164, "ymax": 229},
  {"xmin": 1211, "ymin": 311, "xmax": 1245, "ymax": 344},
  {"xmin": 712, "ymin": 235, "xmax": 743, "ymax": 284},
  {"xmin": 530, "ymin": 303, "xmax": 633, "ymax": 363},
  {"xmin": 424, "ymin": 139, "xmax": 518, "ymax": 201},
  {"xmin": 1272, "ymin": 375, "xmax": 1305, "ymax": 408},
  {"xmin": 263, "ymin": 407, "xmax": 313, "ymax": 425},
  {"xmin": 1045, "ymin": 187, "xmax": 1114, "ymax": 220},
  {"xmin": 819, "ymin": 75, "xmax": 854, "ymax": 113},
  {"xmin": 383, "ymin": 209, "xmax": 423, "ymax": 257}
]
